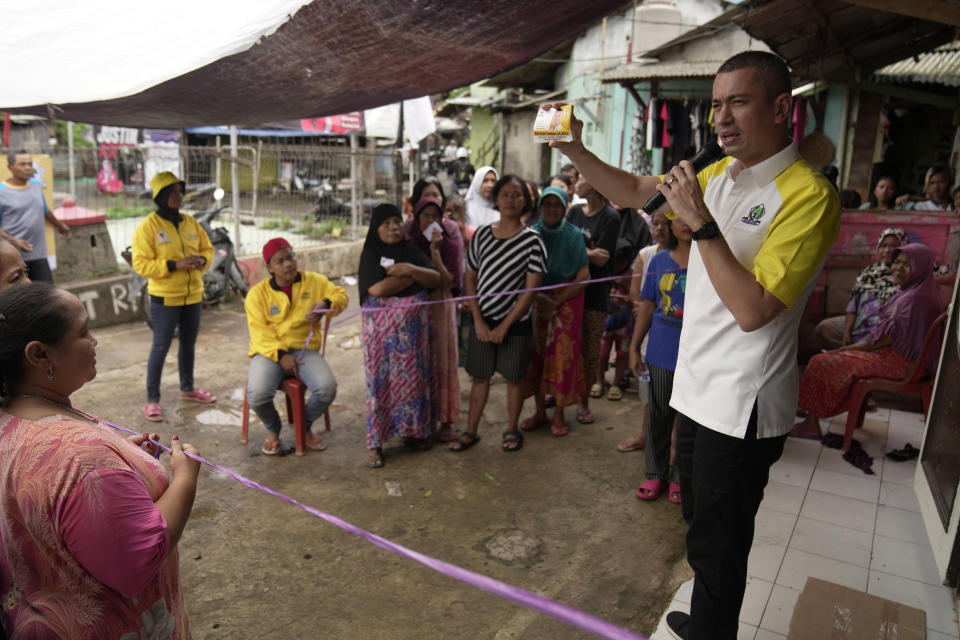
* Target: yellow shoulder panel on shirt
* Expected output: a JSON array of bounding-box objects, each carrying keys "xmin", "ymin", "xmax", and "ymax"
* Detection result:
[
  {"xmin": 754, "ymin": 160, "xmax": 840, "ymax": 308},
  {"xmin": 697, "ymin": 157, "xmax": 735, "ymax": 193}
]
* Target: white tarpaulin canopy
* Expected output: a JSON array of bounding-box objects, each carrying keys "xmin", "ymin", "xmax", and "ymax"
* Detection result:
[
  {"xmin": 3, "ymin": 0, "xmax": 311, "ymax": 107},
  {"xmin": 0, "ymin": 0, "xmax": 628, "ymax": 128}
]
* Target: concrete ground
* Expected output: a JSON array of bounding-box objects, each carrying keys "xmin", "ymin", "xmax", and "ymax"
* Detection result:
[{"xmin": 74, "ymin": 286, "xmax": 691, "ymax": 640}]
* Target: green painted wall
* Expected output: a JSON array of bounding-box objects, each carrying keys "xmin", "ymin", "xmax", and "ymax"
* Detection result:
[{"xmin": 465, "ymin": 83, "xmax": 501, "ymax": 169}]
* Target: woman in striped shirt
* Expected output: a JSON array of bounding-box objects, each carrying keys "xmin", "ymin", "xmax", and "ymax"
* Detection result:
[{"xmin": 449, "ymin": 175, "xmax": 547, "ymax": 453}]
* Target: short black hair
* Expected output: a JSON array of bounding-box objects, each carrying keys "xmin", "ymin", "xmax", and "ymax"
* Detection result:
[
  {"xmin": 6, "ymin": 149, "xmax": 29, "ymax": 166},
  {"xmin": 868, "ymin": 174, "xmax": 898, "ymax": 208},
  {"xmin": 839, "ymin": 189, "xmax": 862, "ymax": 209},
  {"xmin": 716, "ymin": 51, "xmax": 791, "ymax": 102},
  {"xmin": 492, "ymin": 174, "xmax": 532, "ymax": 213},
  {"xmin": 560, "ymin": 163, "xmax": 579, "ymax": 179},
  {"xmin": 549, "ymin": 174, "xmax": 572, "ymax": 188},
  {"xmin": 524, "ymin": 180, "xmax": 540, "ymax": 215},
  {"xmin": 0, "ymin": 282, "xmax": 74, "ymax": 396},
  {"xmin": 927, "ymin": 164, "xmax": 952, "ymax": 184},
  {"xmin": 411, "ymin": 175, "xmax": 446, "ymax": 209}
]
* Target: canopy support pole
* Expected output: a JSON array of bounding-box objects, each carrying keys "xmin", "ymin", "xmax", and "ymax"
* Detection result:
[{"xmin": 230, "ymin": 125, "xmax": 241, "ymax": 254}]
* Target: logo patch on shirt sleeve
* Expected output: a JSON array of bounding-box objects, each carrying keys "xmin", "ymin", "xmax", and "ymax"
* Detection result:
[
  {"xmin": 268, "ymin": 305, "xmax": 280, "ymax": 316},
  {"xmin": 301, "ymin": 292, "xmax": 312, "ymax": 300},
  {"xmin": 740, "ymin": 203, "xmax": 766, "ymax": 226},
  {"xmin": 156, "ymin": 230, "xmax": 170, "ymax": 243}
]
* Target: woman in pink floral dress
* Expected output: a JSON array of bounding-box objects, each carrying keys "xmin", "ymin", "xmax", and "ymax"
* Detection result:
[{"xmin": 0, "ymin": 282, "xmax": 200, "ymax": 639}]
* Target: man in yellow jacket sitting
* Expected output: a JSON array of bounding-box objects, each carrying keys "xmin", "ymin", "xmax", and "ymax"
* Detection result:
[{"xmin": 246, "ymin": 238, "xmax": 348, "ymax": 455}]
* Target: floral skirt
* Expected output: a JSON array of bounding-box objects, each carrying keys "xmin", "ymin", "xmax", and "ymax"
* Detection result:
[
  {"xmin": 798, "ymin": 347, "xmax": 913, "ymax": 418},
  {"xmin": 362, "ymin": 292, "xmax": 435, "ymax": 448},
  {"xmin": 430, "ymin": 288, "xmax": 460, "ymax": 424},
  {"xmin": 524, "ymin": 290, "xmax": 586, "ymax": 406}
]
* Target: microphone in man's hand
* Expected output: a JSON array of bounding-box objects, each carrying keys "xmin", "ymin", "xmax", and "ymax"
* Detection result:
[{"xmin": 642, "ymin": 141, "xmax": 725, "ymax": 214}]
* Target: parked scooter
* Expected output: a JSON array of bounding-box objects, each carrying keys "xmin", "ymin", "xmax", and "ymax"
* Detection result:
[
  {"xmin": 310, "ymin": 177, "xmax": 352, "ymax": 221},
  {"xmin": 194, "ymin": 189, "xmax": 250, "ymax": 304},
  {"xmin": 122, "ymin": 188, "xmax": 249, "ymax": 327}
]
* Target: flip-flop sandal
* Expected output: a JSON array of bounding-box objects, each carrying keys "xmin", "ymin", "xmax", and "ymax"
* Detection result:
[
  {"xmin": 550, "ymin": 421, "xmax": 569, "ymax": 437},
  {"xmin": 143, "ymin": 403, "xmax": 163, "ymax": 422},
  {"xmin": 788, "ymin": 425, "xmax": 822, "ymax": 440},
  {"xmin": 180, "ymin": 388, "xmax": 216, "ymax": 404},
  {"xmin": 589, "ymin": 383, "xmax": 604, "ymax": 398},
  {"xmin": 576, "ymin": 408, "xmax": 595, "ymax": 424},
  {"xmin": 261, "ymin": 439, "xmax": 281, "ymax": 456},
  {"xmin": 606, "ymin": 386, "xmax": 623, "ymax": 401},
  {"xmin": 617, "ymin": 435, "xmax": 645, "ymax": 452},
  {"xmin": 437, "ymin": 424, "xmax": 457, "ymax": 443},
  {"xmin": 886, "ymin": 443, "xmax": 920, "ymax": 461},
  {"xmin": 636, "ymin": 479, "xmax": 667, "ymax": 501},
  {"xmin": 668, "ymin": 482, "xmax": 682, "ymax": 504},
  {"xmin": 305, "ymin": 433, "xmax": 327, "ymax": 451},
  {"xmin": 501, "ymin": 430, "xmax": 524, "ymax": 452},
  {"xmin": 520, "ymin": 416, "xmax": 550, "ymax": 432},
  {"xmin": 365, "ymin": 451, "xmax": 384, "ymax": 468},
  {"xmin": 448, "ymin": 432, "xmax": 480, "ymax": 452},
  {"xmin": 403, "ymin": 437, "xmax": 433, "ymax": 451}
]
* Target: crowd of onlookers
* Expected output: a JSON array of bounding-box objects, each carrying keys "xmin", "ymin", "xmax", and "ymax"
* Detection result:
[
  {"xmin": 0, "ymin": 142, "xmax": 957, "ymax": 637},
  {"xmin": 354, "ymin": 159, "xmax": 959, "ymax": 489}
]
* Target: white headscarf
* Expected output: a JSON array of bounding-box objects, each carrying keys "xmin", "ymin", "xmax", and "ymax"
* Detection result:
[{"xmin": 465, "ymin": 166, "xmax": 499, "ymax": 228}]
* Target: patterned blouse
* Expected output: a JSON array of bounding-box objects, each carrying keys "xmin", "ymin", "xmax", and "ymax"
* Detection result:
[{"xmin": 0, "ymin": 412, "xmax": 189, "ymax": 639}]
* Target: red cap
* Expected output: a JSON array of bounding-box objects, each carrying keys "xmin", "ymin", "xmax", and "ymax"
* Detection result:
[{"xmin": 262, "ymin": 237, "xmax": 292, "ymax": 264}]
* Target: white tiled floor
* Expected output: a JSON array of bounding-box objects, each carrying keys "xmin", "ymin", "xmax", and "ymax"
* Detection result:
[{"xmin": 651, "ymin": 408, "xmax": 960, "ymax": 640}]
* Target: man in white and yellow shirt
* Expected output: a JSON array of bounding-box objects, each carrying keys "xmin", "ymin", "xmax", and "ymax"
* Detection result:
[
  {"xmin": 245, "ymin": 238, "xmax": 348, "ymax": 455},
  {"xmin": 555, "ymin": 51, "xmax": 840, "ymax": 640}
]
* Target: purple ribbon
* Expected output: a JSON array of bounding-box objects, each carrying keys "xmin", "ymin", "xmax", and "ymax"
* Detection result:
[
  {"xmin": 315, "ymin": 225, "xmax": 960, "ymax": 328},
  {"xmin": 90, "ymin": 415, "xmax": 647, "ymax": 640}
]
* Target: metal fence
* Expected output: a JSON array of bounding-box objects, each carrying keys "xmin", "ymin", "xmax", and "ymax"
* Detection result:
[{"xmin": 41, "ymin": 142, "xmax": 404, "ymax": 261}]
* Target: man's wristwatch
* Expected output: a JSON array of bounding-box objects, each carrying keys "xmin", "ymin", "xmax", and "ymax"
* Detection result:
[{"xmin": 691, "ymin": 220, "xmax": 720, "ymax": 241}]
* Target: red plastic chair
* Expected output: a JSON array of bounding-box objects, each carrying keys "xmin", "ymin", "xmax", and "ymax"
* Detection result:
[
  {"xmin": 841, "ymin": 311, "xmax": 947, "ymax": 451},
  {"xmin": 241, "ymin": 316, "xmax": 332, "ymax": 456}
]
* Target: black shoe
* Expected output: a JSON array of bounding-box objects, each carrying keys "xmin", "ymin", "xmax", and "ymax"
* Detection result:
[{"xmin": 665, "ymin": 611, "xmax": 690, "ymax": 640}]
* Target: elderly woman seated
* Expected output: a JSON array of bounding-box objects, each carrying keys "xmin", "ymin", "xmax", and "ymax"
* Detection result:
[
  {"xmin": 792, "ymin": 243, "xmax": 944, "ymax": 439},
  {"xmin": 814, "ymin": 228, "xmax": 907, "ymax": 349}
]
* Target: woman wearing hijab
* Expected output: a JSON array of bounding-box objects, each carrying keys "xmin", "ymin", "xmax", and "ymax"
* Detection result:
[
  {"xmin": 358, "ymin": 203, "xmax": 441, "ymax": 468},
  {"xmin": 464, "ymin": 166, "xmax": 499, "ymax": 228},
  {"xmin": 520, "ymin": 186, "xmax": 589, "ymax": 437},
  {"xmin": 792, "ymin": 243, "xmax": 944, "ymax": 438},
  {"xmin": 404, "ymin": 196, "xmax": 463, "ymax": 443},
  {"xmin": 814, "ymin": 228, "xmax": 908, "ymax": 349},
  {"xmin": 132, "ymin": 172, "xmax": 215, "ymax": 422}
]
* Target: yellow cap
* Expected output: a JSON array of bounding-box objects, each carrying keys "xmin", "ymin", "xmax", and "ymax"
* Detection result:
[{"xmin": 150, "ymin": 171, "xmax": 185, "ymax": 200}]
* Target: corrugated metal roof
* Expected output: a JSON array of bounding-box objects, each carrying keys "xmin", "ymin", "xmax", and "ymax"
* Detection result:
[
  {"xmin": 601, "ymin": 60, "xmax": 722, "ymax": 82},
  {"xmin": 873, "ymin": 41, "xmax": 960, "ymax": 86}
]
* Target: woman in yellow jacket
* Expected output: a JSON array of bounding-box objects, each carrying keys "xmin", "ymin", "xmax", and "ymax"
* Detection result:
[
  {"xmin": 245, "ymin": 238, "xmax": 348, "ymax": 454},
  {"xmin": 133, "ymin": 172, "xmax": 216, "ymax": 422}
]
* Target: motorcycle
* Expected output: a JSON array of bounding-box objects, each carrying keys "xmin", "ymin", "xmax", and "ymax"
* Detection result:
[
  {"xmin": 310, "ymin": 177, "xmax": 352, "ymax": 221},
  {"xmin": 122, "ymin": 188, "xmax": 249, "ymax": 328},
  {"xmin": 194, "ymin": 189, "xmax": 250, "ymax": 305}
]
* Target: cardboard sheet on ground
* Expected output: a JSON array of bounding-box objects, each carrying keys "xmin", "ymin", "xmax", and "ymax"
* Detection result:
[{"xmin": 788, "ymin": 577, "xmax": 926, "ymax": 640}]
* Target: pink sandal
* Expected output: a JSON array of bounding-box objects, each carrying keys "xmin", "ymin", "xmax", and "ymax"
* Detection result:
[
  {"xmin": 636, "ymin": 479, "xmax": 667, "ymax": 501},
  {"xmin": 143, "ymin": 403, "xmax": 163, "ymax": 422},
  {"xmin": 668, "ymin": 482, "xmax": 682, "ymax": 504},
  {"xmin": 180, "ymin": 388, "xmax": 216, "ymax": 404}
]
